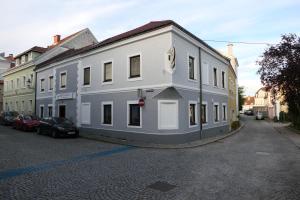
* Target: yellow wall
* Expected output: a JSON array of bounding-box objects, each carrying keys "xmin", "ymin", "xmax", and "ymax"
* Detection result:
[{"xmin": 228, "ymin": 65, "xmax": 238, "ymax": 128}]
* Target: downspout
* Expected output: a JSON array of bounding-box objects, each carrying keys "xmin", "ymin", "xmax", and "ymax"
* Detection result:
[
  {"xmin": 199, "ymin": 47, "xmax": 202, "ymax": 139},
  {"xmin": 34, "ymin": 69, "xmax": 37, "ymax": 116}
]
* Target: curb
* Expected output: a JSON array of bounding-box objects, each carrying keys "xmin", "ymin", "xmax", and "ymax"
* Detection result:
[{"xmin": 80, "ymin": 121, "xmax": 245, "ymax": 149}]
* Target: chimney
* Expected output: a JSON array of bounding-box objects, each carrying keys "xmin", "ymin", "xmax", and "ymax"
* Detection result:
[
  {"xmin": 53, "ymin": 35, "xmax": 61, "ymax": 45},
  {"xmin": 227, "ymin": 43, "xmax": 234, "ymax": 56}
]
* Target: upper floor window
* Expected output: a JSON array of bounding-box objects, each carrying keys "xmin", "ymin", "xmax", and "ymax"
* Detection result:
[
  {"xmin": 83, "ymin": 67, "xmax": 91, "ymax": 86},
  {"xmin": 103, "ymin": 62, "xmax": 112, "ymax": 82},
  {"xmin": 60, "ymin": 72, "xmax": 67, "ymax": 89},
  {"xmin": 11, "ymin": 80, "xmax": 14, "ymax": 90},
  {"xmin": 129, "ymin": 55, "xmax": 141, "ymax": 79},
  {"xmin": 222, "ymin": 71, "xmax": 225, "ymax": 88},
  {"xmin": 40, "ymin": 79, "xmax": 45, "ymax": 92},
  {"xmin": 17, "ymin": 78, "xmax": 20, "ymax": 89},
  {"xmin": 189, "ymin": 56, "xmax": 195, "ymax": 80},
  {"xmin": 213, "ymin": 68, "xmax": 217, "ymax": 87},
  {"xmin": 49, "ymin": 76, "xmax": 53, "ymax": 91},
  {"xmin": 23, "ymin": 76, "xmax": 26, "ymax": 88}
]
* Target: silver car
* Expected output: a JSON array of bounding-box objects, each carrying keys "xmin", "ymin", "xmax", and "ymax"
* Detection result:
[{"xmin": 256, "ymin": 111, "xmax": 264, "ymax": 120}]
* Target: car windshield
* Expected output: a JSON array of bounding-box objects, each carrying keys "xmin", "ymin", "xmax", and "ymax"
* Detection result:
[
  {"xmin": 24, "ymin": 115, "xmax": 38, "ymax": 120},
  {"xmin": 53, "ymin": 117, "xmax": 73, "ymax": 125}
]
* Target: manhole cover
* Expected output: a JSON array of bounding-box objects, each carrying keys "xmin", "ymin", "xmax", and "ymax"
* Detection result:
[
  {"xmin": 147, "ymin": 181, "xmax": 176, "ymax": 192},
  {"xmin": 256, "ymin": 151, "xmax": 270, "ymax": 156}
]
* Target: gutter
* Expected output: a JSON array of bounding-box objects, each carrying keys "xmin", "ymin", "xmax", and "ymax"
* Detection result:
[{"xmin": 199, "ymin": 47, "xmax": 203, "ymax": 139}]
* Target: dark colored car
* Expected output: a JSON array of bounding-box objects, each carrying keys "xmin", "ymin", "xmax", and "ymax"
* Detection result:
[
  {"xmin": 37, "ymin": 117, "xmax": 79, "ymax": 138},
  {"xmin": 13, "ymin": 115, "xmax": 40, "ymax": 131},
  {"xmin": 244, "ymin": 110, "xmax": 254, "ymax": 116},
  {"xmin": 0, "ymin": 111, "xmax": 19, "ymax": 125}
]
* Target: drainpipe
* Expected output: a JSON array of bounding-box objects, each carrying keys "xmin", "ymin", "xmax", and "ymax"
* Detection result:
[
  {"xmin": 34, "ymin": 70, "xmax": 37, "ymax": 116},
  {"xmin": 199, "ymin": 47, "xmax": 202, "ymax": 139}
]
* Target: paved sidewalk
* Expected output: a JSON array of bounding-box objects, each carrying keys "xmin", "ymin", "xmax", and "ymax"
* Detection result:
[
  {"xmin": 271, "ymin": 122, "xmax": 300, "ymax": 148},
  {"xmin": 80, "ymin": 122, "xmax": 245, "ymax": 149}
]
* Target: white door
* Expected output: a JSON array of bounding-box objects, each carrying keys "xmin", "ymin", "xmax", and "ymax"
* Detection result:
[{"xmin": 158, "ymin": 100, "xmax": 178, "ymax": 130}]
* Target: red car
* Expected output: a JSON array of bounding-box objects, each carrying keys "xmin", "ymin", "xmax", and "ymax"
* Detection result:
[{"xmin": 13, "ymin": 115, "xmax": 40, "ymax": 131}]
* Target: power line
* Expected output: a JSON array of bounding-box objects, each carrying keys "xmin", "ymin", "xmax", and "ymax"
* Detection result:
[{"xmin": 203, "ymin": 39, "xmax": 275, "ymax": 46}]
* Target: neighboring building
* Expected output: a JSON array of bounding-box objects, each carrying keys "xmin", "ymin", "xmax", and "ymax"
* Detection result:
[
  {"xmin": 222, "ymin": 44, "xmax": 238, "ymax": 129},
  {"xmin": 2, "ymin": 46, "xmax": 48, "ymax": 113},
  {"xmin": 242, "ymin": 96, "xmax": 254, "ymax": 111},
  {"xmin": 35, "ymin": 20, "xmax": 231, "ymax": 144},
  {"xmin": 2, "ymin": 28, "xmax": 97, "ymax": 114},
  {"xmin": 253, "ymin": 87, "xmax": 274, "ymax": 118},
  {"xmin": 0, "ymin": 80, "xmax": 3, "ymax": 112},
  {"xmin": 0, "ymin": 53, "xmax": 14, "ymax": 80}
]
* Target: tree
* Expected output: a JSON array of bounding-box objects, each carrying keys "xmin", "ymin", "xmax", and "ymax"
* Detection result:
[
  {"xmin": 257, "ymin": 34, "xmax": 300, "ymax": 128},
  {"xmin": 238, "ymin": 86, "xmax": 245, "ymax": 111}
]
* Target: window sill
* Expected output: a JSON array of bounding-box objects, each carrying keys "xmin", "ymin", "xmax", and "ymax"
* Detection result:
[
  {"xmin": 102, "ymin": 81, "xmax": 113, "ymax": 85},
  {"xmin": 127, "ymin": 77, "xmax": 142, "ymax": 82},
  {"xmin": 127, "ymin": 124, "xmax": 142, "ymax": 128},
  {"xmin": 82, "ymin": 84, "xmax": 91, "ymax": 88},
  {"xmin": 189, "ymin": 124, "xmax": 198, "ymax": 128},
  {"xmin": 102, "ymin": 123, "xmax": 113, "ymax": 127},
  {"xmin": 188, "ymin": 79, "xmax": 198, "ymax": 83}
]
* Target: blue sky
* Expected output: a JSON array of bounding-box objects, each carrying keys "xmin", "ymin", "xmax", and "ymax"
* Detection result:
[{"xmin": 1, "ymin": 0, "xmax": 300, "ymax": 95}]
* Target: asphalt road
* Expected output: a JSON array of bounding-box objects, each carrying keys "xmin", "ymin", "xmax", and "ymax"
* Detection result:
[{"xmin": 0, "ymin": 116, "xmax": 299, "ymax": 200}]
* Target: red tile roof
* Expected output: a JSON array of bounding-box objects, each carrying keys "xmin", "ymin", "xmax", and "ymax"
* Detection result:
[
  {"xmin": 47, "ymin": 29, "xmax": 84, "ymax": 50},
  {"xmin": 36, "ymin": 20, "xmax": 230, "ymax": 69},
  {"xmin": 15, "ymin": 46, "xmax": 48, "ymax": 59}
]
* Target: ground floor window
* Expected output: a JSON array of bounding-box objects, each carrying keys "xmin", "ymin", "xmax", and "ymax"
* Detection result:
[
  {"xmin": 222, "ymin": 104, "xmax": 227, "ymax": 121},
  {"xmin": 201, "ymin": 102, "xmax": 208, "ymax": 124},
  {"xmin": 59, "ymin": 105, "xmax": 66, "ymax": 118},
  {"xmin": 127, "ymin": 101, "xmax": 141, "ymax": 127},
  {"xmin": 189, "ymin": 101, "xmax": 198, "ymax": 127},
  {"xmin": 40, "ymin": 105, "xmax": 44, "ymax": 118},
  {"xmin": 158, "ymin": 100, "xmax": 178, "ymax": 130},
  {"xmin": 214, "ymin": 103, "xmax": 219, "ymax": 123},
  {"xmin": 102, "ymin": 102, "xmax": 113, "ymax": 125},
  {"xmin": 48, "ymin": 105, "xmax": 53, "ymax": 117}
]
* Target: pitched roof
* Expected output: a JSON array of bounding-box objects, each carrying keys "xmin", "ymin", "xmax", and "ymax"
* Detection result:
[
  {"xmin": 36, "ymin": 20, "xmax": 229, "ymax": 69},
  {"xmin": 46, "ymin": 29, "xmax": 85, "ymax": 50},
  {"xmin": 15, "ymin": 46, "xmax": 48, "ymax": 59}
]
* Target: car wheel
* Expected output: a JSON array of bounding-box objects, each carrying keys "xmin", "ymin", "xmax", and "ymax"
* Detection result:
[{"xmin": 51, "ymin": 130, "xmax": 58, "ymax": 138}]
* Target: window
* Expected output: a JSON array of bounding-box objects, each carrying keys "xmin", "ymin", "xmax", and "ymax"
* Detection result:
[
  {"xmin": 40, "ymin": 78, "xmax": 45, "ymax": 92},
  {"xmin": 40, "ymin": 105, "xmax": 44, "ymax": 118},
  {"xmin": 189, "ymin": 102, "xmax": 198, "ymax": 127},
  {"xmin": 29, "ymin": 100, "xmax": 33, "ymax": 112},
  {"xmin": 103, "ymin": 62, "xmax": 112, "ymax": 82},
  {"xmin": 213, "ymin": 68, "xmax": 217, "ymax": 87},
  {"xmin": 101, "ymin": 102, "xmax": 113, "ymax": 125},
  {"xmin": 158, "ymin": 100, "xmax": 178, "ymax": 130},
  {"xmin": 214, "ymin": 103, "xmax": 219, "ymax": 122},
  {"xmin": 80, "ymin": 103, "xmax": 91, "ymax": 124},
  {"xmin": 83, "ymin": 67, "xmax": 90, "ymax": 86},
  {"xmin": 11, "ymin": 80, "xmax": 14, "ymax": 90},
  {"xmin": 222, "ymin": 104, "xmax": 227, "ymax": 121},
  {"xmin": 201, "ymin": 102, "xmax": 208, "ymax": 124},
  {"xmin": 21, "ymin": 101, "xmax": 25, "ymax": 112},
  {"xmin": 49, "ymin": 76, "xmax": 53, "ymax": 91},
  {"xmin": 189, "ymin": 56, "xmax": 195, "ymax": 80},
  {"xmin": 129, "ymin": 55, "xmax": 141, "ymax": 79},
  {"xmin": 60, "ymin": 72, "xmax": 67, "ymax": 89},
  {"xmin": 48, "ymin": 105, "xmax": 53, "ymax": 117},
  {"xmin": 202, "ymin": 62, "xmax": 209, "ymax": 85},
  {"xmin": 17, "ymin": 78, "xmax": 20, "ymax": 89},
  {"xmin": 222, "ymin": 71, "xmax": 225, "ymax": 88},
  {"xmin": 127, "ymin": 101, "xmax": 141, "ymax": 127},
  {"xmin": 23, "ymin": 76, "xmax": 26, "ymax": 88}
]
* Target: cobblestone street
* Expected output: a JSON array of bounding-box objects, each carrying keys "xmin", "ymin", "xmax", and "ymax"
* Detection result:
[{"xmin": 1, "ymin": 116, "xmax": 300, "ymax": 200}]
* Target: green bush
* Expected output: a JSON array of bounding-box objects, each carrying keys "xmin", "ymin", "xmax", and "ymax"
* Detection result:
[
  {"xmin": 231, "ymin": 121, "xmax": 240, "ymax": 130},
  {"xmin": 279, "ymin": 111, "xmax": 289, "ymax": 122}
]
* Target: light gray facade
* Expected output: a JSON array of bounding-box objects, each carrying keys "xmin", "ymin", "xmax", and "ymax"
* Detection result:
[{"xmin": 35, "ymin": 21, "xmax": 230, "ymax": 144}]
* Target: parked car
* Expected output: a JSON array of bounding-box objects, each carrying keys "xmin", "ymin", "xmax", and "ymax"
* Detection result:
[
  {"xmin": 37, "ymin": 117, "xmax": 79, "ymax": 138},
  {"xmin": 244, "ymin": 110, "xmax": 254, "ymax": 116},
  {"xmin": 0, "ymin": 111, "xmax": 19, "ymax": 125},
  {"xmin": 13, "ymin": 115, "xmax": 40, "ymax": 131},
  {"xmin": 256, "ymin": 111, "xmax": 264, "ymax": 120}
]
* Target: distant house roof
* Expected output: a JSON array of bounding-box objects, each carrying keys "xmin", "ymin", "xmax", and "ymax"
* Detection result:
[
  {"xmin": 15, "ymin": 46, "xmax": 48, "ymax": 59},
  {"xmin": 36, "ymin": 20, "xmax": 230, "ymax": 69},
  {"xmin": 244, "ymin": 96, "xmax": 255, "ymax": 105}
]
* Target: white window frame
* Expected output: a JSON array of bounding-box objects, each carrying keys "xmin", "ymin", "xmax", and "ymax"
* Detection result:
[
  {"xmin": 187, "ymin": 53, "xmax": 197, "ymax": 81},
  {"xmin": 40, "ymin": 105, "xmax": 44, "ymax": 118},
  {"xmin": 48, "ymin": 75, "xmax": 54, "ymax": 91},
  {"xmin": 158, "ymin": 100, "xmax": 179, "ymax": 130},
  {"xmin": 201, "ymin": 101, "xmax": 208, "ymax": 125},
  {"xmin": 80, "ymin": 102, "xmax": 91, "ymax": 125},
  {"xmin": 48, "ymin": 104, "xmax": 53, "ymax": 117},
  {"xmin": 40, "ymin": 78, "xmax": 45, "ymax": 93},
  {"xmin": 127, "ymin": 100, "xmax": 142, "ymax": 128},
  {"xmin": 22, "ymin": 76, "xmax": 26, "ymax": 88},
  {"xmin": 213, "ymin": 67, "xmax": 218, "ymax": 87},
  {"xmin": 222, "ymin": 103, "xmax": 227, "ymax": 122},
  {"xmin": 188, "ymin": 100, "xmax": 198, "ymax": 128},
  {"xmin": 102, "ymin": 60, "xmax": 113, "ymax": 85},
  {"xmin": 101, "ymin": 101, "xmax": 113, "ymax": 126},
  {"xmin": 213, "ymin": 102, "xmax": 220, "ymax": 124},
  {"xmin": 59, "ymin": 71, "xmax": 67, "ymax": 90},
  {"xmin": 127, "ymin": 53, "xmax": 142, "ymax": 81},
  {"xmin": 83, "ymin": 66, "xmax": 91, "ymax": 87},
  {"xmin": 221, "ymin": 71, "xmax": 226, "ymax": 89}
]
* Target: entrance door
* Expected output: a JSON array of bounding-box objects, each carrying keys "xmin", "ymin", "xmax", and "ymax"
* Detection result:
[{"xmin": 59, "ymin": 105, "xmax": 66, "ymax": 118}]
